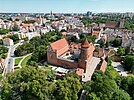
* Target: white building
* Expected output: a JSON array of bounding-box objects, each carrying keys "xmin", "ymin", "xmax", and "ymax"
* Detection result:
[
  {"xmin": 25, "ymin": 32, "xmax": 40, "ymax": 40},
  {"xmin": 3, "ymin": 38, "xmax": 14, "ymax": 46},
  {"xmin": 121, "ymin": 37, "xmax": 131, "ymax": 48}
]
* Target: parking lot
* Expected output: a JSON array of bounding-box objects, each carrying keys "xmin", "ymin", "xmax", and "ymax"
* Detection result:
[{"xmin": 112, "ymin": 61, "xmax": 128, "ymax": 76}]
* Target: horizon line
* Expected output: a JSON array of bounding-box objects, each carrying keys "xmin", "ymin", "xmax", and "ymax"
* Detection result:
[{"xmin": 0, "ymin": 11, "xmax": 134, "ymax": 14}]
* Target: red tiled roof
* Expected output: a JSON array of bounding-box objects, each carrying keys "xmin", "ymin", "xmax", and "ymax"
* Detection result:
[
  {"xmin": 50, "ymin": 38, "xmax": 69, "ymax": 51},
  {"xmin": 105, "ymin": 22, "xmax": 119, "ymax": 28},
  {"xmin": 94, "ymin": 48, "xmax": 104, "ymax": 57},
  {"xmin": 92, "ymin": 31, "xmax": 100, "ymax": 37},
  {"xmin": 21, "ymin": 24, "xmax": 32, "ymax": 27},
  {"xmin": 4, "ymin": 38, "xmax": 12, "ymax": 41},
  {"xmin": 76, "ymin": 68, "xmax": 84, "ymax": 76},
  {"xmin": 82, "ymin": 38, "xmax": 90, "ymax": 48},
  {"xmin": 61, "ymin": 32, "xmax": 67, "ymax": 36},
  {"xmin": 100, "ymin": 60, "xmax": 107, "ymax": 72}
]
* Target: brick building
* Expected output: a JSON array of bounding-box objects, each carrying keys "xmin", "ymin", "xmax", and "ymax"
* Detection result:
[{"xmin": 47, "ymin": 38, "xmax": 95, "ymax": 72}]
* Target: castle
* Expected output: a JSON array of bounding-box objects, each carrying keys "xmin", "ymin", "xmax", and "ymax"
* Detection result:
[{"xmin": 47, "ymin": 38, "xmax": 95, "ymax": 72}]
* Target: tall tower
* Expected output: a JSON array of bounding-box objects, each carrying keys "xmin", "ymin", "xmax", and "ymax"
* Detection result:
[
  {"xmin": 80, "ymin": 38, "xmax": 90, "ymax": 60},
  {"xmin": 50, "ymin": 10, "xmax": 54, "ymax": 19},
  {"xmin": 39, "ymin": 15, "xmax": 43, "ymax": 25},
  {"xmin": 119, "ymin": 18, "xmax": 125, "ymax": 28},
  {"xmin": 87, "ymin": 11, "xmax": 92, "ymax": 17},
  {"xmin": 78, "ymin": 38, "xmax": 95, "ymax": 71},
  {"xmin": 50, "ymin": 10, "xmax": 53, "ymax": 16}
]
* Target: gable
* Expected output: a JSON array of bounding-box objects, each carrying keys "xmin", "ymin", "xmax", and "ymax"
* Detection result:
[{"xmin": 50, "ymin": 38, "xmax": 69, "ymax": 51}]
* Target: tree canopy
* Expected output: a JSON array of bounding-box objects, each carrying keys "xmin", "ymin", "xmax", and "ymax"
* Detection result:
[
  {"xmin": 1, "ymin": 67, "xmax": 56, "ymax": 100},
  {"xmin": 12, "ymin": 24, "xmax": 19, "ymax": 31},
  {"xmin": 119, "ymin": 75, "xmax": 134, "ymax": 99},
  {"xmin": 112, "ymin": 39, "xmax": 122, "ymax": 47},
  {"xmin": 0, "ymin": 29, "xmax": 10, "ymax": 35},
  {"xmin": 6, "ymin": 34, "xmax": 19, "ymax": 43},
  {"xmin": 0, "ymin": 46, "xmax": 8, "ymax": 59},
  {"xmin": 54, "ymin": 77, "xmax": 82, "ymax": 100},
  {"xmin": 117, "ymin": 47, "xmax": 125, "ymax": 56},
  {"xmin": 84, "ymin": 70, "xmax": 131, "ymax": 100},
  {"xmin": 124, "ymin": 55, "xmax": 134, "ymax": 71},
  {"xmin": 0, "ymin": 66, "xmax": 82, "ymax": 100},
  {"xmin": 14, "ymin": 42, "xmax": 34, "ymax": 56}
]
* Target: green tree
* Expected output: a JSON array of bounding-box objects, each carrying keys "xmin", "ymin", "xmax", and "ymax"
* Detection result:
[
  {"xmin": 99, "ymin": 39, "xmax": 105, "ymax": 47},
  {"xmin": 112, "ymin": 89, "xmax": 131, "ymax": 100},
  {"xmin": 117, "ymin": 47, "xmax": 125, "ymax": 56},
  {"xmin": 15, "ymin": 42, "xmax": 34, "ymax": 56},
  {"xmin": 84, "ymin": 71, "xmax": 130, "ymax": 100},
  {"xmin": 95, "ymin": 46, "xmax": 99, "ymax": 52},
  {"xmin": 54, "ymin": 77, "xmax": 82, "ymax": 100},
  {"xmin": 1, "ymin": 53, "xmax": 7, "ymax": 59},
  {"xmin": 131, "ymin": 65, "xmax": 134, "ymax": 73},
  {"xmin": 0, "ymin": 39, "xmax": 3, "ymax": 45},
  {"xmin": 105, "ymin": 56, "xmax": 112, "ymax": 66},
  {"xmin": 124, "ymin": 55, "xmax": 134, "ymax": 70},
  {"xmin": 29, "ymin": 45, "xmax": 47, "ymax": 64},
  {"xmin": 23, "ymin": 20, "xmax": 35, "ymax": 24},
  {"xmin": 65, "ymin": 72, "xmax": 80, "ymax": 80},
  {"xmin": 0, "ymin": 29, "xmax": 10, "ymax": 35},
  {"xmin": 5, "ymin": 34, "xmax": 19, "ymax": 43},
  {"xmin": 112, "ymin": 39, "xmax": 122, "ymax": 47},
  {"xmin": 87, "ymin": 92, "xmax": 100, "ymax": 100},
  {"xmin": 0, "ymin": 46, "xmax": 8, "ymax": 55},
  {"xmin": 12, "ymin": 24, "xmax": 19, "ymax": 31},
  {"xmin": 120, "ymin": 75, "xmax": 134, "ymax": 99},
  {"xmin": 85, "ymin": 71, "xmax": 118, "ymax": 100},
  {"xmin": 125, "ymin": 47, "xmax": 130, "ymax": 55},
  {"xmin": 15, "ymin": 18, "xmax": 20, "ymax": 21},
  {"xmin": 87, "ymin": 35, "xmax": 96, "ymax": 43},
  {"xmin": 105, "ymin": 41, "xmax": 109, "ymax": 48},
  {"xmin": 1, "ymin": 67, "xmax": 56, "ymax": 100},
  {"xmin": 79, "ymin": 34, "xmax": 96, "ymax": 43}
]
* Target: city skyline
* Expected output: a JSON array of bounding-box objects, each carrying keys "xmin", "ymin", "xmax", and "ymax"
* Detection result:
[{"xmin": 0, "ymin": 0, "xmax": 134, "ymax": 13}]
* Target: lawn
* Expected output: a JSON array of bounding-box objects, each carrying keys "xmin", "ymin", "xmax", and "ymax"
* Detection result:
[
  {"xmin": 15, "ymin": 57, "xmax": 22, "ymax": 66},
  {"xmin": 21, "ymin": 54, "xmax": 32, "ymax": 67}
]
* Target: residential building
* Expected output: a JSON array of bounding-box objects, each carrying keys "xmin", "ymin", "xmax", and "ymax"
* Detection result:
[
  {"xmin": 3, "ymin": 38, "xmax": 14, "ymax": 46},
  {"xmin": 122, "ymin": 36, "xmax": 131, "ymax": 48}
]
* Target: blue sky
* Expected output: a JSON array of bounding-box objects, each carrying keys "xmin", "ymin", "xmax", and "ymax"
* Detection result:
[{"xmin": 0, "ymin": 0, "xmax": 134, "ymax": 13}]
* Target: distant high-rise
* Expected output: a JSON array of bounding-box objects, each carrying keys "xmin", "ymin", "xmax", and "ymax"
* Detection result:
[
  {"xmin": 50, "ymin": 10, "xmax": 54, "ymax": 19},
  {"xmin": 86, "ymin": 11, "xmax": 92, "ymax": 17},
  {"xmin": 50, "ymin": 10, "xmax": 53, "ymax": 16}
]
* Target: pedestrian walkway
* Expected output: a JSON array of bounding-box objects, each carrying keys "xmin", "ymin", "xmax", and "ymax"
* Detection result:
[
  {"xmin": 82, "ymin": 57, "xmax": 101, "ymax": 82},
  {"xmin": 18, "ymin": 53, "xmax": 32, "ymax": 68}
]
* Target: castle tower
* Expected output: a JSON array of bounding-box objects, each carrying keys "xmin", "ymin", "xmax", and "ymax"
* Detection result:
[
  {"xmin": 80, "ymin": 38, "xmax": 90, "ymax": 60},
  {"xmin": 78, "ymin": 38, "xmax": 95, "ymax": 71}
]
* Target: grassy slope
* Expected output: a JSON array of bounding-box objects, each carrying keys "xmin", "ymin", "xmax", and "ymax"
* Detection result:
[
  {"xmin": 21, "ymin": 55, "xmax": 32, "ymax": 67},
  {"xmin": 15, "ymin": 57, "xmax": 22, "ymax": 66}
]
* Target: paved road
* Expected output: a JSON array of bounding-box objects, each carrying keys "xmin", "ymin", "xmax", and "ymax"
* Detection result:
[
  {"xmin": 2, "ymin": 43, "xmax": 21, "ymax": 75},
  {"xmin": 6, "ymin": 57, "xmax": 14, "ymax": 72}
]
